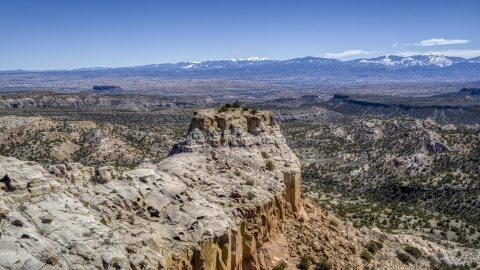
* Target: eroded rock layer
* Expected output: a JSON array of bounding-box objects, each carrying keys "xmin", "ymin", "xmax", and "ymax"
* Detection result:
[{"xmin": 0, "ymin": 108, "xmax": 301, "ymax": 270}]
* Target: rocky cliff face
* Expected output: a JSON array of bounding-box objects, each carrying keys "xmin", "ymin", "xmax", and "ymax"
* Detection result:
[{"xmin": 0, "ymin": 108, "xmax": 302, "ymax": 269}]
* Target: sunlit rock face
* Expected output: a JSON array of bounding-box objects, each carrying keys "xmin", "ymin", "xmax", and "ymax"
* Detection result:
[{"xmin": 0, "ymin": 108, "xmax": 302, "ymax": 270}]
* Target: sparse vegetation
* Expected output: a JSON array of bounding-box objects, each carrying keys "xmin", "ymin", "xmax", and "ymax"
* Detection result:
[
  {"xmin": 299, "ymin": 254, "xmax": 311, "ymax": 270},
  {"xmin": 245, "ymin": 179, "xmax": 254, "ymax": 186},
  {"xmin": 396, "ymin": 252, "xmax": 413, "ymax": 264},
  {"xmin": 100, "ymin": 218, "xmax": 107, "ymax": 226},
  {"xmin": 365, "ymin": 241, "xmax": 383, "ymax": 254},
  {"xmin": 316, "ymin": 259, "xmax": 332, "ymax": 270},
  {"xmin": 247, "ymin": 192, "xmax": 256, "ymax": 200},
  {"xmin": 404, "ymin": 245, "xmax": 422, "ymax": 259},
  {"xmin": 293, "ymin": 117, "xmax": 480, "ymax": 248},
  {"xmin": 329, "ymin": 220, "xmax": 338, "ymax": 227},
  {"xmin": 232, "ymin": 100, "xmax": 241, "ymax": 108},
  {"xmin": 234, "ymin": 171, "xmax": 241, "ymax": 176},
  {"xmin": 218, "ymin": 102, "xmax": 243, "ymax": 112},
  {"xmin": 360, "ymin": 250, "xmax": 372, "ymax": 263},
  {"xmin": 266, "ymin": 160, "xmax": 275, "ymax": 171},
  {"xmin": 218, "ymin": 103, "xmax": 231, "ymax": 113},
  {"xmin": 128, "ymin": 215, "xmax": 135, "ymax": 225},
  {"xmin": 0, "ymin": 113, "xmax": 185, "ymax": 167},
  {"xmin": 272, "ymin": 260, "xmax": 288, "ymax": 270},
  {"xmin": 261, "ymin": 151, "xmax": 270, "ymax": 159}
]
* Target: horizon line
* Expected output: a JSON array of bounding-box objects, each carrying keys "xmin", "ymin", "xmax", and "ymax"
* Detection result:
[{"xmin": 1, "ymin": 53, "xmax": 479, "ymax": 72}]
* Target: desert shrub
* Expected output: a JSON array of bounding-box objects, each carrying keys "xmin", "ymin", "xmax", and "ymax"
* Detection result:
[
  {"xmin": 100, "ymin": 218, "xmax": 107, "ymax": 226},
  {"xmin": 266, "ymin": 160, "xmax": 275, "ymax": 171},
  {"xmin": 234, "ymin": 171, "xmax": 241, "ymax": 176},
  {"xmin": 272, "ymin": 260, "xmax": 288, "ymax": 270},
  {"xmin": 404, "ymin": 245, "xmax": 422, "ymax": 259},
  {"xmin": 330, "ymin": 220, "xmax": 338, "ymax": 227},
  {"xmin": 249, "ymin": 108, "xmax": 258, "ymax": 115},
  {"xmin": 247, "ymin": 192, "xmax": 256, "ymax": 200},
  {"xmin": 217, "ymin": 103, "xmax": 232, "ymax": 113},
  {"xmin": 430, "ymin": 259, "xmax": 465, "ymax": 270},
  {"xmin": 129, "ymin": 215, "xmax": 135, "ymax": 225},
  {"xmin": 360, "ymin": 250, "xmax": 372, "ymax": 262},
  {"xmin": 242, "ymin": 107, "xmax": 249, "ymax": 111},
  {"xmin": 300, "ymin": 254, "xmax": 311, "ymax": 270},
  {"xmin": 232, "ymin": 100, "xmax": 241, "ymax": 108},
  {"xmin": 316, "ymin": 259, "xmax": 332, "ymax": 270},
  {"xmin": 246, "ymin": 179, "xmax": 254, "ymax": 186},
  {"xmin": 396, "ymin": 252, "xmax": 412, "ymax": 264},
  {"xmin": 83, "ymin": 202, "xmax": 89, "ymax": 208},
  {"xmin": 18, "ymin": 204, "xmax": 27, "ymax": 212},
  {"xmin": 220, "ymin": 137, "xmax": 226, "ymax": 144},
  {"xmin": 365, "ymin": 241, "xmax": 383, "ymax": 254},
  {"xmin": 261, "ymin": 151, "xmax": 270, "ymax": 159},
  {"xmin": 218, "ymin": 106, "xmax": 228, "ymax": 113}
]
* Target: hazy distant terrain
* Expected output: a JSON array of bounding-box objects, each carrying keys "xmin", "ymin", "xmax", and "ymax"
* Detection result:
[
  {"xmin": 322, "ymin": 89, "xmax": 480, "ymax": 125},
  {"xmin": 2, "ymin": 55, "xmax": 480, "ymax": 100}
]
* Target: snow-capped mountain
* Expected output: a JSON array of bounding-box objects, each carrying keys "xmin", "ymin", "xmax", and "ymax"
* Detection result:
[
  {"xmin": 3, "ymin": 54, "xmax": 480, "ymax": 74},
  {"xmin": 348, "ymin": 54, "xmax": 465, "ymax": 68},
  {"xmin": 131, "ymin": 54, "xmax": 480, "ymax": 71},
  {"xmin": 281, "ymin": 56, "xmax": 342, "ymax": 65},
  {"xmin": 2, "ymin": 54, "xmax": 480, "ymax": 92},
  {"xmin": 164, "ymin": 57, "xmax": 276, "ymax": 70}
]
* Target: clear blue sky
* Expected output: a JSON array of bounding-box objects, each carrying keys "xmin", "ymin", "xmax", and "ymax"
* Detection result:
[{"xmin": 1, "ymin": 0, "xmax": 479, "ymax": 70}]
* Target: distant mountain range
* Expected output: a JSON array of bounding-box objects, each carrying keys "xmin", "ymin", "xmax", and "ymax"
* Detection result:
[
  {"xmin": 3, "ymin": 54, "xmax": 480, "ymax": 73},
  {"xmin": 2, "ymin": 54, "xmax": 480, "ymax": 96}
]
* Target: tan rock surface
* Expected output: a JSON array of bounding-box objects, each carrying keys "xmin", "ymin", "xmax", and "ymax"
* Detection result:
[{"xmin": 0, "ymin": 108, "xmax": 301, "ymax": 269}]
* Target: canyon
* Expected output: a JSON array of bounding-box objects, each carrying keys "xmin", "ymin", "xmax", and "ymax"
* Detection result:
[{"xmin": 0, "ymin": 106, "xmax": 477, "ymax": 269}]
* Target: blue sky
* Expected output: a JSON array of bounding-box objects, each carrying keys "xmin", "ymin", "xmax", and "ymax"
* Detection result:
[{"xmin": 1, "ymin": 0, "xmax": 479, "ymax": 70}]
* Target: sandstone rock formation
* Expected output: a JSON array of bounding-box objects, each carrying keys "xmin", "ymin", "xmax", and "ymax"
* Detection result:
[{"xmin": 0, "ymin": 108, "xmax": 303, "ymax": 269}]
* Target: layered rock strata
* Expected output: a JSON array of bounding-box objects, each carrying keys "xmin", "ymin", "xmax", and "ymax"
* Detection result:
[
  {"xmin": 0, "ymin": 108, "xmax": 301, "ymax": 270},
  {"xmin": 0, "ymin": 91, "xmax": 214, "ymax": 111}
]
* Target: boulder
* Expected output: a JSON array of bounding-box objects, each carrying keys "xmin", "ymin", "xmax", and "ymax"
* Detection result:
[{"xmin": 96, "ymin": 166, "xmax": 115, "ymax": 183}]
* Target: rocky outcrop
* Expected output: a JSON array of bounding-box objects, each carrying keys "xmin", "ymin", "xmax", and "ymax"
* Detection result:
[
  {"xmin": 0, "ymin": 108, "xmax": 302, "ymax": 269},
  {"xmin": 425, "ymin": 130, "xmax": 450, "ymax": 154},
  {"xmin": 0, "ymin": 91, "xmax": 215, "ymax": 111},
  {"xmin": 166, "ymin": 108, "xmax": 302, "ymax": 269},
  {"xmin": 326, "ymin": 93, "xmax": 480, "ymax": 125}
]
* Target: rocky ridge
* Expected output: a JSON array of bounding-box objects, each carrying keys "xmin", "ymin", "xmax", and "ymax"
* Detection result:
[
  {"xmin": 0, "ymin": 91, "xmax": 214, "ymax": 111},
  {"xmin": 0, "ymin": 108, "xmax": 304, "ymax": 269},
  {"xmin": 324, "ymin": 92, "xmax": 480, "ymax": 125},
  {"xmin": 0, "ymin": 115, "xmax": 178, "ymax": 167}
]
